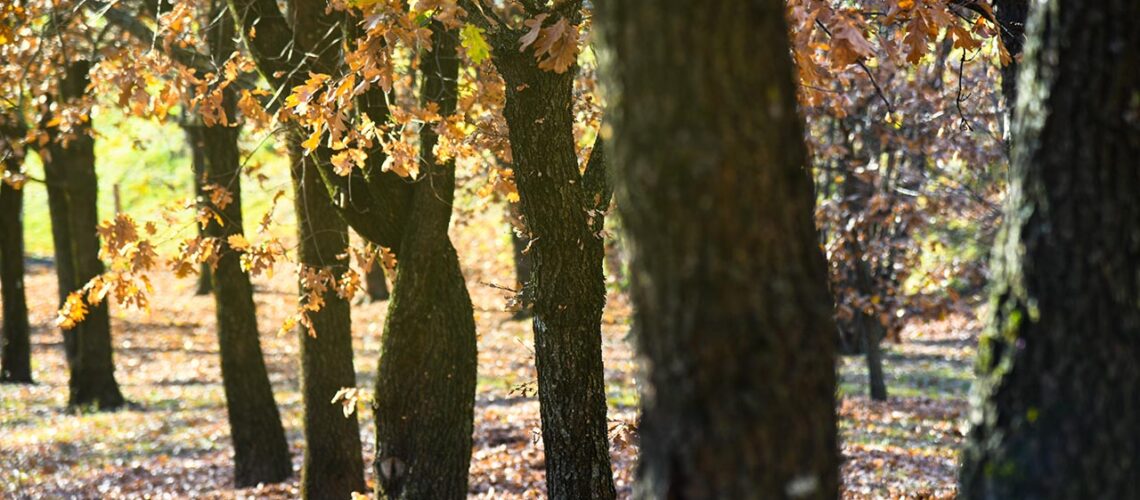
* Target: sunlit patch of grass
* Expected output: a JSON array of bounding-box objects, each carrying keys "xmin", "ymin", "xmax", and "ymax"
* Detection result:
[{"xmin": 837, "ymin": 341, "xmax": 974, "ymax": 401}]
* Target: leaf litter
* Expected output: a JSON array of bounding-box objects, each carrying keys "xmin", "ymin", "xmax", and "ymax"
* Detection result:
[{"xmin": 1, "ymin": 206, "xmax": 977, "ymax": 498}]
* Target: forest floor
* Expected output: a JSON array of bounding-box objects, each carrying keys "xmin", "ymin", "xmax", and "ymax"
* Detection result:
[{"xmin": 0, "ymin": 208, "xmax": 980, "ymax": 499}]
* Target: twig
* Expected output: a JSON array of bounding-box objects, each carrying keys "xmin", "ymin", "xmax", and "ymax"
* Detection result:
[{"xmin": 814, "ymin": 19, "xmax": 894, "ymax": 115}]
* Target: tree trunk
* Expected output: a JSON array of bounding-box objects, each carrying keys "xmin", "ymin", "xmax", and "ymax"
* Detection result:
[
  {"xmin": 506, "ymin": 201, "xmax": 532, "ymax": 318},
  {"xmin": 42, "ymin": 60, "xmax": 125, "ymax": 410},
  {"xmin": 372, "ymin": 23, "xmax": 477, "ymax": 499},
  {"xmin": 595, "ymin": 1, "xmax": 840, "ymax": 497},
  {"xmin": 185, "ymin": 123, "xmax": 213, "ymax": 295},
  {"xmin": 200, "ymin": 97, "xmax": 292, "ymax": 487},
  {"xmin": 958, "ymin": 1, "xmax": 1140, "ymax": 498},
  {"xmin": 841, "ymin": 170, "xmax": 888, "ymax": 401},
  {"xmin": 198, "ymin": 4, "xmax": 291, "ymax": 485},
  {"xmin": 491, "ymin": 28, "xmax": 617, "ymax": 500},
  {"xmin": 364, "ymin": 262, "xmax": 389, "ymax": 302},
  {"xmin": 289, "ymin": 140, "xmax": 367, "ymax": 498},
  {"xmin": 995, "ymin": 0, "xmax": 1029, "ymax": 112},
  {"xmin": 1, "ymin": 134, "xmax": 31, "ymax": 383}
]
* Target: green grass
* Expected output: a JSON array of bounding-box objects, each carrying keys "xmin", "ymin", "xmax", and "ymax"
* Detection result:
[
  {"xmin": 837, "ymin": 341, "xmax": 975, "ymax": 402},
  {"xmin": 20, "ymin": 106, "xmax": 294, "ymax": 258}
]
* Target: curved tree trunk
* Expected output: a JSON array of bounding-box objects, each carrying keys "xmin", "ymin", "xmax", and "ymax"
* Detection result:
[
  {"xmin": 596, "ymin": 1, "xmax": 840, "ymax": 497},
  {"xmin": 227, "ymin": 1, "xmax": 477, "ymax": 494},
  {"xmin": 199, "ymin": 3, "xmax": 291, "ymax": 485},
  {"xmin": 372, "ymin": 23, "xmax": 477, "ymax": 499},
  {"xmin": 492, "ymin": 26, "xmax": 617, "ymax": 500},
  {"xmin": 289, "ymin": 140, "xmax": 366, "ymax": 498},
  {"xmin": 1, "ymin": 130, "xmax": 31, "ymax": 383},
  {"xmin": 959, "ymin": 1, "xmax": 1140, "ymax": 497},
  {"xmin": 43, "ymin": 60, "xmax": 125, "ymax": 410}
]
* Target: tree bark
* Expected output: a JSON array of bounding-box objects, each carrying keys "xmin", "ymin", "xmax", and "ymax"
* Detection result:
[
  {"xmin": 364, "ymin": 262, "xmax": 389, "ymax": 302},
  {"xmin": 372, "ymin": 23, "xmax": 477, "ymax": 499},
  {"xmin": 290, "ymin": 141, "xmax": 366, "ymax": 498},
  {"xmin": 506, "ymin": 201, "xmax": 532, "ymax": 318},
  {"xmin": 1, "ymin": 128, "xmax": 31, "ymax": 383},
  {"xmin": 184, "ymin": 123, "xmax": 213, "ymax": 295},
  {"xmin": 490, "ymin": 20, "xmax": 617, "ymax": 500},
  {"xmin": 840, "ymin": 167, "xmax": 888, "ymax": 401},
  {"xmin": 42, "ymin": 60, "xmax": 125, "ymax": 410},
  {"xmin": 958, "ymin": 1, "xmax": 1140, "ymax": 497},
  {"xmin": 595, "ymin": 1, "xmax": 840, "ymax": 497},
  {"xmin": 995, "ymin": 0, "xmax": 1029, "ymax": 112},
  {"xmin": 198, "ymin": 3, "xmax": 291, "ymax": 486},
  {"xmin": 227, "ymin": 2, "xmax": 478, "ymax": 494}
]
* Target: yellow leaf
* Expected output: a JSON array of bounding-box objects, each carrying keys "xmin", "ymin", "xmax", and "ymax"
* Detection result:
[
  {"xmin": 227, "ymin": 234, "xmax": 251, "ymax": 251},
  {"xmin": 302, "ymin": 129, "xmax": 322, "ymax": 153}
]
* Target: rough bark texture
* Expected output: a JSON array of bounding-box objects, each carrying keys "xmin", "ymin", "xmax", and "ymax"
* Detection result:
[
  {"xmin": 596, "ymin": 1, "xmax": 840, "ymax": 498},
  {"xmin": 229, "ymin": 1, "xmax": 477, "ymax": 495},
  {"xmin": 199, "ymin": 4, "xmax": 291, "ymax": 486},
  {"xmin": 372, "ymin": 24, "xmax": 477, "ymax": 499},
  {"xmin": 1, "ymin": 130, "xmax": 31, "ymax": 383},
  {"xmin": 185, "ymin": 123, "xmax": 213, "ymax": 295},
  {"xmin": 42, "ymin": 60, "xmax": 125, "ymax": 410},
  {"xmin": 491, "ymin": 19, "xmax": 617, "ymax": 500},
  {"xmin": 958, "ymin": 1, "xmax": 1140, "ymax": 497},
  {"xmin": 289, "ymin": 140, "xmax": 366, "ymax": 499}
]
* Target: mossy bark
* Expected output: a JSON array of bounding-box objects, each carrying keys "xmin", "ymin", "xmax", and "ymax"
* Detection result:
[
  {"xmin": 372, "ymin": 23, "xmax": 477, "ymax": 499},
  {"xmin": 596, "ymin": 1, "xmax": 840, "ymax": 497},
  {"xmin": 959, "ymin": 1, "xmax": 1140, "ymax": 497},
  {"xmin": 42, "ymin": 60, "xmax": 125, "ymax": 410}
]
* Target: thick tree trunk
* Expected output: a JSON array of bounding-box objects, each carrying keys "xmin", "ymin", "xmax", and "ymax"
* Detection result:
[
  {"xmin": 596, "ymin": 1, "xmax": 840, "ymax": 497},
  {"xmin": 42, "ymin": 60, "xmax": 125, "ymax": 410},
  {"xmin": 198, "ymin": 4, "xmax": 291, "ymax": 485},
  {"xmin": 372, "ymin": 23, "xmax": 477, "ymax": 499},
  {"xmin": 492, "ymin": 28, "xmax": 617, "ymax": 500},
  {"xmin": 289, "ymin": 141, "xmax": 366, "ymax": 498},
  {"xmin": 184, "ymin": 123, "xmax": 213, "ymax": 295},
  {"xmin": 1, "ymin": 138, "xmax": 32, "ymax": 383},
  {"xmin": 958, "ymin": 1, "xmax": 1140, "ymax": 498}
]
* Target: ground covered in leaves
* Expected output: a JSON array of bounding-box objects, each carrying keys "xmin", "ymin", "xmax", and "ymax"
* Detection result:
[{"xmin": 1, "ymin": 208, "xmax": 979, "ymax": 499}]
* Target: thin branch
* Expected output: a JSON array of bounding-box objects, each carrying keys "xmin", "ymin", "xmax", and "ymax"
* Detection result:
[{"xmin": 814, "ymin": 19, "xmax": 895, "ymax": 115}]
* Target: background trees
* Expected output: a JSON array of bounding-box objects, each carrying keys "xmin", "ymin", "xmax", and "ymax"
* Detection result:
[
  {"xmin": 44, "ymin": 59, "xmax": 126, "ymax": 409},
  {"xmin": 0, "ymin": 117, "xmax": 31, "ymax": 384}
]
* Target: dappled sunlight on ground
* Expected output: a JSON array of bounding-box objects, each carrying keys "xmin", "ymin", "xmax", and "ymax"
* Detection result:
[{"xmin": 1, "ymin": 207, "xmax": 976, "ymax": 498}]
